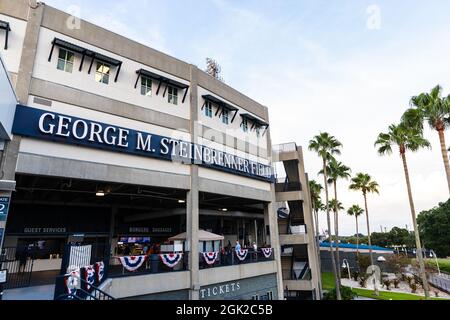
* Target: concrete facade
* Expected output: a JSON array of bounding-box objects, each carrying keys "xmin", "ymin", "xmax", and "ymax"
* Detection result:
[{"xmin": 0, "ymin": 0, "xmax": 289, "ymax": 300}]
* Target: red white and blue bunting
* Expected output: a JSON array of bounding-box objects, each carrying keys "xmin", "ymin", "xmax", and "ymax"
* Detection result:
[
  {"xmin": 84, "ymin": 265, "xmax": 95, "ymax": 291},
  {"xmin": 261, "ymin": 248, "xmax": 273, "ymax": 258},
  {"xmin": 118, "ymin": 255, "xmax": 147, "ymax": 272},
  {"xmin": 160, "ymin": 253, "xmax": 183, "ymax": 268},
  {"xmin": 236, "ymin": 249, "xmax": 248, "ymax": 261},
  {"xmin": 202, "ymin": 252, "xmax": 219, "ymax": 265},
  {"xmin": 95, "ymin": 261, "xmax": 105, "ymax": 283},
  {"xmin": 64, "ymin": 268, "xmax": 80, "ymax": 295}
]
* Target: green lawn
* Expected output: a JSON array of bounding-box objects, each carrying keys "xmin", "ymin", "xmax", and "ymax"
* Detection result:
[
  {"xmin": 321, "ymin": 272, "xmax": 449, "ymax": 301},
  {"xmin": 426, "ymin": 258, "xmax": 450, "ymax": 274}
]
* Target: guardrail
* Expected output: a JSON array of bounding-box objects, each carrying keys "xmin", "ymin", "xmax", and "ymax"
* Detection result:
[{"xmin": 199, "ymin": 249, "xmax": 274, "ymax": 269}]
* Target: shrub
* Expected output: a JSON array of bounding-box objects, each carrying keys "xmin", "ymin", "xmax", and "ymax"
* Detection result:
[
  {"xmin": 323, "ymin": 287, "xmax": 357, "ymax": 300},
  {"xmin": 351, "ymin": 271, "xmax": 360, "ymax": 282},
  {"xmin": 382, "ymin": 279, "xmax": 392, "ymax": 290},
  {"xmin": 358, "ymin": 274, "xmax": 369, "ymax": 288},
  {"xmin": 409, "ymin": 282, "xmax": 417, "ymax": 294},
  {"xmin": 393, "ymin": 278, "xmax": 400, "ymax": 288}
]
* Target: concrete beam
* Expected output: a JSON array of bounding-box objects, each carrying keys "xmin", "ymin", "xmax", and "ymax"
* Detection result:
[
  {"xmin": 198, "ymin": 261, "xmax": 278, "ymax": 286},
  {"xmin": 16, "ymin": 153, "xmax": 191, "ymax": 189},
  {"xmin": 199, "ymin": 178, "xmax": 271, "ymax": 202},
  {"xmin": 279, "ymin": 234, "xmax": 308, "ymax": 246},
  {"xmin": 108, "ymin": 271, "xmax": 190, "ymax": 299},
  {"xmin": 275, "ymin": 191, "xmax": 303, "ymax": 202},
  {"xmin": 283, "ymin": 280, "xmax": 313, "ymax": 291},
  {"xmin": 30, "ymin": 78, "xmax": 190, "ymax": 132}
]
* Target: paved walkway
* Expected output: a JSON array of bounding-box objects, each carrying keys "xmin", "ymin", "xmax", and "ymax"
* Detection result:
[{"xmin": 3, "ymin": 285, "xmax": 55, "ymax": 300}]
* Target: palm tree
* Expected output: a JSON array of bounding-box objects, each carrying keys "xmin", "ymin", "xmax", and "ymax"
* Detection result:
[
  {"xmin": 375, "ymin": 123, "xmax": 431, "ymax": 299},
  {"xmin": 349, "ymin": 173, "xmax": 380, "ymax": 295},
  {"xmin": 309, "ymin": 180, "xmax": 323, "ymax": 245},
  {"xmin": 309, "ymin": 132, "xmax": 342, "ymax": 300},
  {"xmin": 320, "ymin": 158, "xmax": 351, "ymax": 281},
  {"xmin": 347, "ymin": 205, "xmax": 364, "ymax": 256},
  {"xmin": 403, "ymin": 85, "xmax": 450, "ymax": 195}
]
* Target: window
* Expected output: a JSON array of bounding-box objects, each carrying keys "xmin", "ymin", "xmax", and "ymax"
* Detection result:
[
  {"xmin": 222, "ymin": 109, "xmax": 229, "ymax": 125},
  {"xmin": 267, "ymin": 291, "xmax": 273, "ymax": 300},
  {"xmin": 57, "ymin": 48, "xmax": 74, "ymax": 73},
  {"xmin": 256, "ymin": 126, "xmax": 261, "ymax": 137},
  {"xmin": 168, "ymin": 86, "xmax": 178, "ymax": 105},
  {"xmin": 205, "ymin": 102, "xmax": 213, "ymax": 118},
  {"xmin": 242, "ymin": 118, "xmax": 248, "ymax": 133},
  {"xmin": 95, "ymin": 62, "xmax": 110, "ymax": 84},
  {"xmin": 141, "ymin": 76, "xmax": 152, "ymax": 96}
]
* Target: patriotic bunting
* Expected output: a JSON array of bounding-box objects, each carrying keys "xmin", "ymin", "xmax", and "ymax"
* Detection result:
[
  {"xmin": 236, "ymin": 249, "xmax": 248, "ymax": 261},
  {"xmin": 84, "ymin": 265, "xmax": 95, "ymax": 291},
  {"xmin": 160, "ymin": 253, "xmax": 183, "ymax": 268},
  {"xmin": 202, "ymin": 252, "xmax": 219, "ymax": 265},
  {"xmin": 95, "ymin": 261, "xmax": 105, "ymax": 283},
  {"xmin": 118, "ymin": 255, "xmax": 147, "ymax": 272},
  {"xmin": 64, "ymin": 268, "xmax": 80, "ymax": 295},
  {"xmin": 261, "ymin": 248, "xmax": 273, "ymax": 258}
]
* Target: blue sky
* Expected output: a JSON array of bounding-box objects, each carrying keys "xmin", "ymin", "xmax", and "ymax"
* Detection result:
[{"xmin": 45, "ymin": 0, "xmax": 450, "ymax": 236}]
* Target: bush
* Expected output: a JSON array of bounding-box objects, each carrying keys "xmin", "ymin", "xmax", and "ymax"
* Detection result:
[
  {"xmin": 409, "ymin": 282, "xmax": 417, "ymax": 294},
  {"xmin": 358, "ymin": 274, "xmax": 369, "ymax": 288},
  {"xmin": 358, "ymin": 255, "xmax": 372, "ymax": 272},
  {"xmin": 384, "ymin": 254, "xmax": 410, "ymax": 273},
  {"xmin": 323, "ymin": 287, "xmax": 357, "ymax": 300},
  {"xmin": 393, "ymin": 278, "xmax": 400, "ymax": 288},
  {"xmin": 351, "ymin": 271, "xmax": 360, "ymax": 281},
  {"xmin": 382, "ymin": 279, "xmax": 392, "ymax": 290}
]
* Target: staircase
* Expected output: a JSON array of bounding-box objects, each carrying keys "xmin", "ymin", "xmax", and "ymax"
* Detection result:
[{"xmin": 54, "ymin": 277, "xmax": 115, "ymax": 300}]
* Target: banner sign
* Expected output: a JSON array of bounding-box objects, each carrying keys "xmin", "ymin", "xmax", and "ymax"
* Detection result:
[
  {"xmin": 0, "ymin": 197, "xmax": 10, "ymax": 222},
  {"xmin": 12, "ymin": 105, "xmax": 275, "ymax": 182}
]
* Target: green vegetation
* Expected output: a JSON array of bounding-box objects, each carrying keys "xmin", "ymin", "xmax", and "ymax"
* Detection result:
[
  {"xmin": 352, "ymin": 287, "xmax": 448, "ymax": 301},
  {"xmin": 321, "ymin": 272, "xmax": 449, "ymax": 300},
  {"xmin": 418, "ymin": 199, "xmax": 450, "ymax": 258},
  {"xmin": 426, "ymin": 258, "xmax": 450, "ymax": 274}
]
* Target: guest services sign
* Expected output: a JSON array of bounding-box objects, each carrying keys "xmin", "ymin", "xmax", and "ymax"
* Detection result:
[{"xmin": 12, "ymin": 105, "xmax": 275, "ymax": 182}]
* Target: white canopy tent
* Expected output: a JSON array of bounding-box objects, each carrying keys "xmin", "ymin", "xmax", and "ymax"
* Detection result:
[{"xmin": 169, "ymin": 230, "xmax": 224, "ymax": 253}]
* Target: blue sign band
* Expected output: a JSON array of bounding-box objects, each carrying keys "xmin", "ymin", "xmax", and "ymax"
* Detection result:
[{"xmin": 12, "ymin": 105, "xmax": 275, "ymax": 182}]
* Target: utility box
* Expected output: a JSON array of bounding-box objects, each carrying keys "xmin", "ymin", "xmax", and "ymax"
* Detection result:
[{"xmin": 0, "ymin": 53, "xmax": 17, "ymax": 141}]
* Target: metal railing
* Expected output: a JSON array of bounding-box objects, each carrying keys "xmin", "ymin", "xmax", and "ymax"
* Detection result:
[
  {"xmin": 199, "ymin": 249, "xmax": 274, "ymax": 269},
  {"xmin": 273, "ymin": 143, "xmax": 297, "ymax": 153},
  {"xmin": 108, "ymin": 253, "xmax": 188, "ymax": 278},
  {"xmin": 54, "ymin": 276, "xmax": 115, "ymax": 300}
]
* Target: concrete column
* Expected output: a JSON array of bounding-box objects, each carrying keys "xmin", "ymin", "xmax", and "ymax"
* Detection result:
[
  {"xmin": 1, "ymin": 2, "xmax": 45, "ymax": 181},
  {"xmin": 263, "ymin": 112, "xmax": 284, "ymax": 300},
  {"xmin": 0, "ymin": 2, "xmax": 43, "ymax": 256},
  {"xmin": 297, "ymin": 147, "xmax": 322, "ymax": 300},
  {"xmin": 187, "ymin": 65, "xmax": 200, "ymax": 300}
]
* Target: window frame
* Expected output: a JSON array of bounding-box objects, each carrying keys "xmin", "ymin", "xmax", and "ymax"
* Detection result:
[
  {"xmin": 168, "ymin": 86, "xmax": 178, "ymax": 105},
  {"xmin": 242, "ymin": 118, "xmax": 248, "ymax": 133},
  {"xmin": 140, "ymin": 76, "xmax": 153, "ymax": 97},
  {"xmin": 95, "ymin": 61, "xmax": 111, "ymax": 85},
  {"xmin": 56, "ymin": 48, "xmax": 74, "ymax": 73},
  {"xmin": 205, "ymin": 101, "xmax": 213, "ymax": 118},
  {"xmin": 222, "ymin": 109, "xmax": 229, "ymax": 125}
]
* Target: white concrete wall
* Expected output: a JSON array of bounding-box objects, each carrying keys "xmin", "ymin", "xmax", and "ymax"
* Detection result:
[
  {"xmin": 32, "ymin": 28, "xmax": 190, "ymax": 120},
  {"xmin": 198, "ymin": 167, "xmax": 271, "ymax": 191},
  {"xmin": 198, "ymin": 86, "xmax": 268, "ymax": 152},
  {"xmin": 0, "ymin": 14, "xmax": 27, "ymax": 74}
]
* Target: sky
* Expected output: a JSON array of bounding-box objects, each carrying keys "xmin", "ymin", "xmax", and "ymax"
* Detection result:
[{"xmin": 44, "ymin": 0, "xmax": 450, "ymax": 236}]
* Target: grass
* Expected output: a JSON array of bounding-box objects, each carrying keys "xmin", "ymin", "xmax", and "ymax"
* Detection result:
[
  {"xmin": 321, "ymin": 272, "xmax": 449, "ymax": 301},
  {"xmin": 426, "ymin": 258, "xmax": 450, "ymax": 274}
]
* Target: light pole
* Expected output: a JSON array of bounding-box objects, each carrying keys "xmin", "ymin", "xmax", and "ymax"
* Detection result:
[
  {"xmin": 342, "ymin": 259, "xmax": 351, "ymax": 287},
  {"xmin": 429, "ymin": 250, "xmax": 441, "ymax": 276}
]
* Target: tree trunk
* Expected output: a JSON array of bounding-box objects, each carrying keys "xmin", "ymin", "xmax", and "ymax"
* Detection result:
[
  {"xmin": 437, "ymin": 129, "xmax": 450, "ymax": 196},
  {"xmin": 355, "ymin": 215, "xmax": 359, "ymax": 257},
  {"xmin": 401, "ymin": 152, "xmax": 430, "ymax": 299},
  {"xmin": 363, "ymin": 193, "xmax": 379, "ymax": 296},
  {"xmin": 333, "ymin": 181, "xmax": 341, "ymax": 282},
  {"xmin": 323, "ymin": 159, "xmax": 341, "ymax": 300}
]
